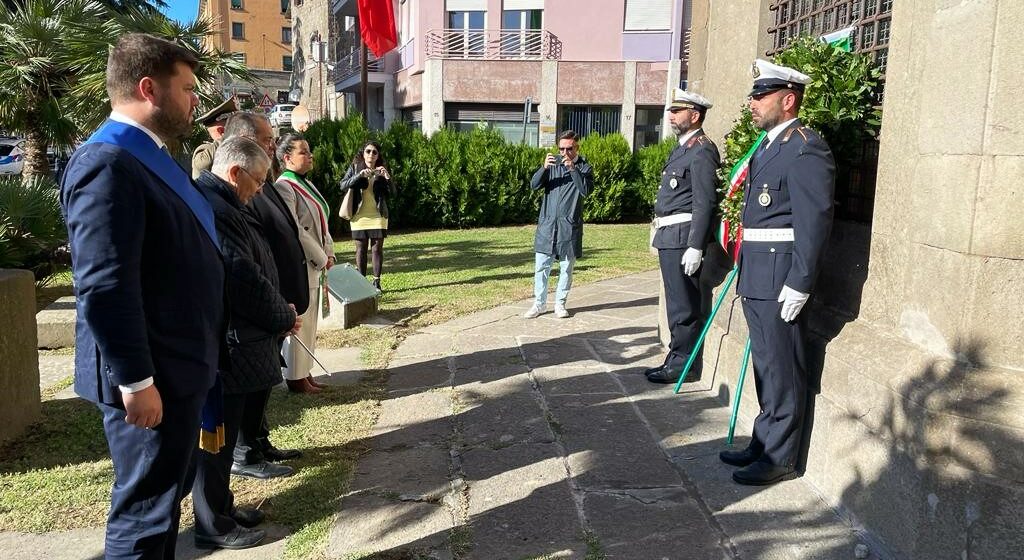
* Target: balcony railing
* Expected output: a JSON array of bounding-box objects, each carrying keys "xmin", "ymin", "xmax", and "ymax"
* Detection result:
[
  {"xmin": 331, "ymin": 48, "xmax": 385, "ymax": 83},
  {"xmin": 424, "ymin": 28, "xmax": 561, "ymax": 60}
]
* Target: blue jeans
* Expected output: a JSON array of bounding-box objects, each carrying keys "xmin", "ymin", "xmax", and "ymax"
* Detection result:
[{"xmin": 533, "ymin": 252, "xmax": 575, "ymax": 307}]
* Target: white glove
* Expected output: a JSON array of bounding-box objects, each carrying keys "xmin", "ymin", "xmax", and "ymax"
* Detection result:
[
  {"xmin": 777, "ymin": 285, "xmax": 810, "ymax": 322},
  {"xmin": 681, "ymin": 248, "xmax": 703, "ymax": 276}
]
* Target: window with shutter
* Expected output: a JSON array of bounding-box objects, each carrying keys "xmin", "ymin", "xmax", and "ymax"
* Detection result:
[{"xmin": 624, "ymin": 0, "xmax": 673, "ymax": 32}]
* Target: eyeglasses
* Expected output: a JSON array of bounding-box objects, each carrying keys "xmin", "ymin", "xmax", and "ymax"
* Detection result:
[
  {"xmin": 239, "ymin": 168, "xmax": 263, "ymax": 184},
  {"xmin": 364, "ymin": 149, "xmax": 378, "ymax": 155},
  {"xmin": 558, "ymin": 146, "xmax": 575, "ymax": 152}
]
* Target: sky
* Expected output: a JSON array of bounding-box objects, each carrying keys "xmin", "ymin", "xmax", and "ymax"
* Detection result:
[{"xmin": 159, "ymin": 1, "xmax": 200, "ymax": 25}]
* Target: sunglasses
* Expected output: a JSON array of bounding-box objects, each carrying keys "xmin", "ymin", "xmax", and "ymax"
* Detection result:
[{"xmin": 364, "ymin": 149, "xmax": 378, "ymax": 155}]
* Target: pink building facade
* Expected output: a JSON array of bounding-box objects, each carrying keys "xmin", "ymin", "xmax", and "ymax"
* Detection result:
[{"xmin": 331, "ymin": 0, "xmax": 693, "ymax": 149}]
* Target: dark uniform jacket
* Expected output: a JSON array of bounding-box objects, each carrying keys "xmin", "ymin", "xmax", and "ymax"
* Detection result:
[
  {"xmin": 530, "ymin": 156, "xmax": 594, "ymax": 259},
  {"xmin": 652, "ymin": 130, "xmax": 721, "ymax": 250},
  {"xmin": 339, "ymin": 163, "xmax": 395, "ymax": 218},
  {"xmin": 196, "ymin": 171, "xmax": 296, "ymax": 395},
  {"xmin": 738, "ymin": 120, "xmax": 836, "ymax": 300}
]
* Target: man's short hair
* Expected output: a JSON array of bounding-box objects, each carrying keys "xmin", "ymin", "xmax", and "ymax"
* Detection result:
[
  {"xmin": 211, "ymin": 137, "xmax": 271, "ymax": 177},
  {"xmin": 558, "ymin": 130, "xmax": 578, "ymax": 143},
  {"xmin": 106, "ymin": 33, "xmax": 199, "ymax": 105},
  {"xmin": 223, "ymin": 112, "xmax": 270, "ymax": 140}
]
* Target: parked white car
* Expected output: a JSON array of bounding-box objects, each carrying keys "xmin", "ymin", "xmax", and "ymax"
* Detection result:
[
  {"xmin": 268, "ymin": 104, "xmax": 295, "ymax": 128},
  {"xmin": 0, "ymin": 137, "xmax": 25, "ymax": 176}
]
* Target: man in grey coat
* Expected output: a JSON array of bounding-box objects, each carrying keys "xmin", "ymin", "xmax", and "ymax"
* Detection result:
[{"xmin": 524, "ymin": 130, "xmax": 594, "ymax": 319}]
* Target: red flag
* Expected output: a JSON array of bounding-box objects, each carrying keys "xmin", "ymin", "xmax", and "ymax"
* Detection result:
[{"xmin": 358, "ymin": 0, "xmax": 398, "ymax": 58}]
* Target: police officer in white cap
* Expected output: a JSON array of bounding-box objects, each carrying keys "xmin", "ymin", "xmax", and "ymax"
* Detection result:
[
  {"xmin": 719, "ymin": 59, "xmax": 836, "ymax": 485},
  {"xmin": 645, "ymin": 89, "xmax": 721, "ymax": 384}
]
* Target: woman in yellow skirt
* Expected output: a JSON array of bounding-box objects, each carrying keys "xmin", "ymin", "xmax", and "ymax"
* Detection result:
[{"xmin": 339, "ymin": 141, "xmax": 394, "ymax": 291}]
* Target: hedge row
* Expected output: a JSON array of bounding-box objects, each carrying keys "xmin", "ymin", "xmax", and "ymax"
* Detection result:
[{"xmin": 302, "ymin": 116, "xmax": 676, "ymax": 234}]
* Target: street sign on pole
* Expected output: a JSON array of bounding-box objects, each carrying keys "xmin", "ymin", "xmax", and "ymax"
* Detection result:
[{"xmin": 258, "ymin": 94, "xmax": 274, "ymax": 109}]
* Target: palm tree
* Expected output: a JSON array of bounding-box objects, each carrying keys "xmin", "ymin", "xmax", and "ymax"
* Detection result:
[
  {"xmin": 0, "ymin": 0, "xmax": 255, "ymax": 179},
  {"xmin": 0, "ymin": 0, "xmax": 105, "ymax": 178}
]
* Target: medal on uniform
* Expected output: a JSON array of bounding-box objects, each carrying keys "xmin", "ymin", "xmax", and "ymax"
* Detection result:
[
  {"xmin": 669, "ymin": 177, "xmax": 678, "ymax": 189},
  {"xmin": 758, "ymin": 185, "xmax": 772, "ymax": 207}
]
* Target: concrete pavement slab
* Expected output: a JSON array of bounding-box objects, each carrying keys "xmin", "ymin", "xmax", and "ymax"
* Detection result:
[
  {"xmin": 546, "ymin": 394, "xmax": 682, "ymax": 490},
  {"xmin": 391, "ymin": 332, "xmax": 455, "ymax": 361},
  {"xmin": 369, "ymin": 390, "xmax": 454, "ymax": 450},
  {"xmin": 0, "ymin": 525, "xmax": 290, "ymax": 560},
  {"xmin": 583, "ymin": 488, "xmax": 729, "ymax": 560},
  {"xmin": 348, "ymin": 446, "xmax": 452, "ymax": 501},
  {"xmin": 328, "ymin": 491, "xmax": 454, "ymax": 558},
  {"xmin": 386, "ymin": 356, "xmax": 453, "ymax": 393},
  {"xmin": 519, "ymin": 336, "xmax": 604, "ymax": 369},
  {"xmin": 461, "ymin": 443, "xmax": 585, "ymax": 559},
  {"xmin": 532, "ymin": 365, "xmax": 622, "ymax": 396}
]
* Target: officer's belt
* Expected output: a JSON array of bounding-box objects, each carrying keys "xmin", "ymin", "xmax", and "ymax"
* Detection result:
[
  {"xmin": 743, "ymin": 228, "xmax": 795, "ymax": 242},
  {"xmin": 653, "ymin": 213, "xmax": 692, "ymax": 228}
]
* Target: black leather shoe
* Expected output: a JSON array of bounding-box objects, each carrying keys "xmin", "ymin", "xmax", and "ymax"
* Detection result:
[
  {"xmin": 719, "ymin": 446, "xmax": 763, "ymax": 467},
  {"xmin": 263, "ymin": 445, "xmax": 302, "ymax": 462},
  {"xmin": 732, "ymin": 461, "xmax": 798, "ymax": 486},
  {"xmin": 230, "ymin": 506, "xmax": 265, "ymax": 528},
  {"xmin": 231, "ymin": 461, "xmax": 294, "ymax": 479},
  {"xmin": 642, "ymin": 364, "xmax": 667, "ymax": 376},
  {"xmin": 646, "ymin": 366, "xmax": 679, "ymax": 384},
  {"xmin": 195, "ymin": 526, "xmax": 266, "ymax": 550}
]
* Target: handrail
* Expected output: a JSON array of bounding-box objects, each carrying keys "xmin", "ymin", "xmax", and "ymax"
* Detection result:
[{"xmin": 424, "ymin": 28, "xmax": 561, "ymax": 60}]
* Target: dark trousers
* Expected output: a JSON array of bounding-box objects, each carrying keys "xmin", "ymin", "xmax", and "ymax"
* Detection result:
[
  {"xmin": 658, "ymin": 248, "xmax": 704, "ymax": 374},
  {"xmin": 233, "ymin": 387, "xmax": 272, "ymax": 465},
  {"xmin": 99, "ymin": 392, "xmax": 205, "ymax": 560},
  {"xmin": 742, "ymin": 297, "xmax": 808, "ymax": 467},
  {"xmin": 192, "ymin": 387, "xmax": 272, "ymax": 537}
]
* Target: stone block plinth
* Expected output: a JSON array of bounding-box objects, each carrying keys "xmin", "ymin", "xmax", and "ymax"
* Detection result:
[
  {"xmin": 0, "ymin": 270, "xmax": 41, "ymax": 444},
  {"xmin": 36, "ymin": 296, "xmax": 76, "ymax": 349}
]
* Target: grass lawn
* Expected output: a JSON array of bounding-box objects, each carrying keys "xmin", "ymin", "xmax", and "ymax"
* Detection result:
[{"xmin": 1, "ymin": 223, "xmax": 655, "ymax": 558}]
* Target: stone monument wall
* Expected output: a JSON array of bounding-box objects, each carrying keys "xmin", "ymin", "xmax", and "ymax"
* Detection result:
[
  {"xmin": 0, "ymin": 270, "xmax": 41, "ymax": 444},
  {"xmin": 689, "ymin": 1, "xmax": 1024, "ymax": 557}
]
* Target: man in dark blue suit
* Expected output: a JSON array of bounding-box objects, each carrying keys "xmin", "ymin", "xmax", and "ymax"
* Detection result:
[
  {"xmin": 60, "ymin": 34, "xmax": 225, "ymax": 559},
  {"xmin": 719, "ymin": 59, "xmax": 836, "ymax": 486}
]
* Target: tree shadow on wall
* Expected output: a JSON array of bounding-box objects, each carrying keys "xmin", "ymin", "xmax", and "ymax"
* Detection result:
[{"xmin": 829, "ymin": 340, "xmax": 1023, "ymax": 559}]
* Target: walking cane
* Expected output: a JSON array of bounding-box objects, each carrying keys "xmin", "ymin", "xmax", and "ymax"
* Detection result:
[
  {"xmin": 726, "ymin": 337, "xmax": 752, "ymax": 445},
  {"xmin": 672, "ymin": 265, "xmax": 739, "ymax": 393},
  {"xmin": 290, "ymin": 334, "xmax": 332, "ymax": 375}
]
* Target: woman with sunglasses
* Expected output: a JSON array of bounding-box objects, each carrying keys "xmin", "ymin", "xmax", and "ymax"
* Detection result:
[
  {"xmin": 339, "ymin": 141, "xmax": 394, "ymax": 291},
  {"xmin": 274, "ymin": 133, "xmax": 334, "ymax": 394}
]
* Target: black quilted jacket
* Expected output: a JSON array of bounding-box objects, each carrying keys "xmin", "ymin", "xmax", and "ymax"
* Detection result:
[{"xmin": 197, "ymin": 171, "xmax": 295, "ymax": 395}]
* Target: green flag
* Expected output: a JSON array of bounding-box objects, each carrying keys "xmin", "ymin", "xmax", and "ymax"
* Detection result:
[{"xmin": 820, "ymin": 26, "xmax": 856, "ymax": 52}]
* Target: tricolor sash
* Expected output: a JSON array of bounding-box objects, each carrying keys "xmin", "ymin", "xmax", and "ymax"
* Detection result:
[
  {"xmin": 84, "ymin": 119, "xmax": 219, "ymax": 249},
  {"xmin": 278, "ymin": 170, "xmax": 330, "ymax": 246}
]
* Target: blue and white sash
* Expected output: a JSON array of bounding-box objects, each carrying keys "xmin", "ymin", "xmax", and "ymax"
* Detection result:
[{"xmin": 84, "ymin": 120, "xmax": 219, "ymax": 249}]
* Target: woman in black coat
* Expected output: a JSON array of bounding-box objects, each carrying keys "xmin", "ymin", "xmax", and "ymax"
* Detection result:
[{"xmin": 338, "ymin": 141, "xmax": 395, "ymax": 290}]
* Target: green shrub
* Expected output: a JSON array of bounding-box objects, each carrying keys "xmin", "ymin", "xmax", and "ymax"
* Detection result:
[
  {"xmin": 303, "ymin": 114, "xmax": 371, "ymax": 235},
  {"xmin": 631, "ymin": 137, "xmax": 677, "ymax": 218},
  {"xmin": 0, "ymin": 177, "xmax": 69, "ymax": 283},
  {"xmin": 302, "ymin": 119, "xmax": 677, "ymax": 231},
  {"xmin": 719, "ymin": 36, "xmax": 883, "ymax": 234},
  {"xmin": 577, "ymin": 133, "xmax": 636, "ymax": 222}
]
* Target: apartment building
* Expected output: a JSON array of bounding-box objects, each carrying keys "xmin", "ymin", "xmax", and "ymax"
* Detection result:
[
  {"xmin": 291, "ymin": 0, "xmax": 340, "ymax": 120},
  {"xmin": 329, "ymin": 0, "xmax": 692, "ymax": 149},
  {"xmin": 198, "ymin": 0, "xmax": 294, "ymax": 109}
]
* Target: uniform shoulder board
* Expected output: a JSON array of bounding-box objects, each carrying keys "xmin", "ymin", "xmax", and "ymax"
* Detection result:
[
  {"xmin": 781, "ymin": 127, "xmax": 811, "ymax": 144},
  {"xmin": 687, "ymin": 135, "xmax": 708, "ymax": 148}
]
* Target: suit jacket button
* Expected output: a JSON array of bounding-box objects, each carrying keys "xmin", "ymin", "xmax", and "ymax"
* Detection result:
[{"xmin": 770, "ymin": 248, "xmax": 776, "ymax": 253}]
